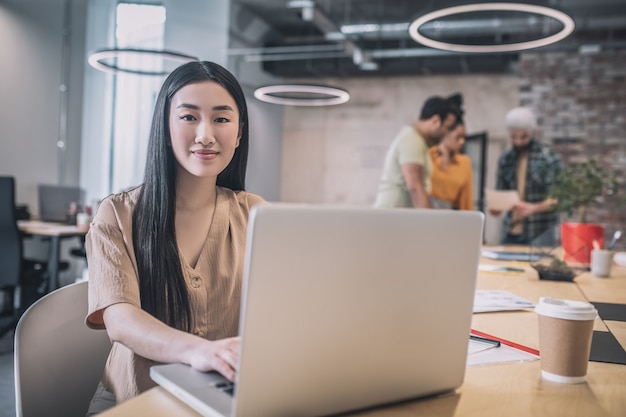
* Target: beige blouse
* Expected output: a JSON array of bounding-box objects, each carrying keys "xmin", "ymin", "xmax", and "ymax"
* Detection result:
[{"xmin": 85, "ymin": 186, "xmax": 265, "ymax": 403}]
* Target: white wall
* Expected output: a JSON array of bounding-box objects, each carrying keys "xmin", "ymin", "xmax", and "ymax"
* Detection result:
[
  {"xmin": 0, "ymin": 0, "xmax": 86, "ymax": 210},
  {"xmin": 164, "ymin": 0, "xmax": 229, "ymax": 65},
  {"xmin": 1, "ymin": 0, "xmax": 87, "ymax": 284},
  {"xmin": 228, "ymin": 1, "xmax": 286, "ymax": 201},
  {"xmin": 78, "ymin": 0, "xmax": 115, "ymax": 206},
  {"xmin": 279, "ymin": 74, "xmax": 519, "ymax": 243},
  {"xmin": 243, "ymin": 86, "xmax": 284, "ymax": 201}
]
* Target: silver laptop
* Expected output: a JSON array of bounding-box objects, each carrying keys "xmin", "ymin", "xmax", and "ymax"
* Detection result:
[{"xmin": 151, "ymin": 204, "xmax": 484, "ymax": 417}]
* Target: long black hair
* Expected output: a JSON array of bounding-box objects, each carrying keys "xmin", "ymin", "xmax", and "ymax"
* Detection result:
[{"xmin": 132, "ymin": 61, "xmax": 249, "ymax": 331}]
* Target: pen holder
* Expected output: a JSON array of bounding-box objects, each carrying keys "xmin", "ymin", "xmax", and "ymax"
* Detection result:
[{"xmin": 590, "ymin": 249, "xmax": 612, "ymax": 277}]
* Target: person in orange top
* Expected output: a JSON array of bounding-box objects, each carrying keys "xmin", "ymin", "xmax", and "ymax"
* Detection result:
[{"xmin": 429, "ymin": 119, "xmax": 474, "ymax": 210}]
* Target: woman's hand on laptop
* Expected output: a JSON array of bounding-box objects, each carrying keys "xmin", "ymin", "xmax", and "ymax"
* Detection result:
[
  {"xmin": 188, "ymin": 336, "xmax": 240, "ymax": 382},
  {"xmin": 102, "ymin": 304, "xmax": 241, "ymax": 383}
]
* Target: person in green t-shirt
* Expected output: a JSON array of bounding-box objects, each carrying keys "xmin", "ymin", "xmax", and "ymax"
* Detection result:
[{"xmin": 374, "ymin": 96, "xmax": 461, "ymax": 208}]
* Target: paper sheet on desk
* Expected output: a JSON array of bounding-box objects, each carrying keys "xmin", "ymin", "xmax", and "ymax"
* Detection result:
[
  {"xmin": 473, "ymin": 290, "xmax": 534, "ymax": 313},
  {"xmin": 467, "ymin": 340, "xmax": 538, "ymax": 366},
  {"xmin": 485, "ymin": 189, "xmax": 519, "ymax": 211},
  {"xmin": 480, "ymin": 250, "xmax": 543, "ymax": 262},
  {"xmin": 478, "ymin": 264, "xmax": 525, "ymax": 274}
]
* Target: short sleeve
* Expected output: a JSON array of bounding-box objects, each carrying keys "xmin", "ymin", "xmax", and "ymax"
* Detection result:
[
  {"xmin": 245, "ymin": 192, "xmax": 266, "ymax": 209},
  {"xmin": 396, "ymin": 128, "xmax": 427, "ymax": 166},
  {"xmin": 85, "ymin": 197, "xmax": 141, "ymax": 329}
]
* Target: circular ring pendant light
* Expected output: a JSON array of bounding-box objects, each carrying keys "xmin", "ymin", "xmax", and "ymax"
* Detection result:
[
  {"xmin": 88, "ymin": 48, "xmax": 198, "ymax": 76},
  {"xmin": 254, "ymin": 84, "xmax": 350, "ymax": 106},
  {"xmin": 408, "ymin": 3, "xmax": 575, "ymax": 53}
]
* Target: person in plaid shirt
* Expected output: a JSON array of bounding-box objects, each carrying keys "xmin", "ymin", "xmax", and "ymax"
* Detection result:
[{"xmin": 490, "ymin": 107, "xmax": 563, "ymax": 245}]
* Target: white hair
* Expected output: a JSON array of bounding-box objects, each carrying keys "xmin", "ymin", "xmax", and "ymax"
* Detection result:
[{"xmin": 505, "ymin": 107, "xmax": 537, "ymax": 131}]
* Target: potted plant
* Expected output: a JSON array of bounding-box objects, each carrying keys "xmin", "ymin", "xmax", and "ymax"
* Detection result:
[
  {"xmin": 532, "ymin": 257, "xmax": 577, "ymax": 282},
  {"xmin": 549, "ymin": 159, "xmax": 619, "ymax": 265}
]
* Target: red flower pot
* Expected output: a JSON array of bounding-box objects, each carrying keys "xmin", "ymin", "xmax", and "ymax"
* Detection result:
[{"xmin": 560, "ymin": 222, "xmax": 604, "ymax": 265}]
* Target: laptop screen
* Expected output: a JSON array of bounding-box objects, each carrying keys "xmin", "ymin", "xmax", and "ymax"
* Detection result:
[{"xmin": 37, "ymin": 184, "xmax": 84, "ymax": 223}]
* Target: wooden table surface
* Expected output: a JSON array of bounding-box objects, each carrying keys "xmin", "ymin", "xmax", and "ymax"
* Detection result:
[
  {"xmin": 17, "ymin": 220, "xmax": 87, "ymax": 292},
  {"xmin": 100, "ymin": 252, "xmax": 626, "ymax": 417},
  {"xmin": 17, "ymin": 220, "xmax": 87, "ymax": 236}
]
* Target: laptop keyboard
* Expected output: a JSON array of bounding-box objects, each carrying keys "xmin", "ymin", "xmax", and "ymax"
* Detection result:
[{"xmin": 212, "ymin": 381, "xmax": 236, "ymax": 397}]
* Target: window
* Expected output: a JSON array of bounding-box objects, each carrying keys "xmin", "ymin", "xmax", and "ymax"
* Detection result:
[{"xmin": 109, "ymin": 2, "xmax": 166, "ymax": 193}]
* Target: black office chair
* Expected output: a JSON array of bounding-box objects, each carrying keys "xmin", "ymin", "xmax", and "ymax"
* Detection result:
[
  {"xmin": 0, "ymin": 177, "xmax": 47, "ymax": 338},
  {"xmin": 70, "ymin": 237, "xmax": 87, "ymax": 259}
]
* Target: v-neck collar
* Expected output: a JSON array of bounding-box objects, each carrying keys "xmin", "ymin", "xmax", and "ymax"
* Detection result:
[{"xmin": 181, "ymin": 187, "xmax": 230, "ymax": 273}]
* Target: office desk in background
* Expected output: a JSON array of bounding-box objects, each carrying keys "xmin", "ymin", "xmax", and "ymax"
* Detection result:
[
  {"xmin": 99, "ymin": 252, "xmax": 626, "ymax": 417},
  {"xmin": 17, "ymin": 220, "xmax": 87, "ymax": 293}
]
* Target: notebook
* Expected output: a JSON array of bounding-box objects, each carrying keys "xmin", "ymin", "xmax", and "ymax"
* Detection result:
[
  {"xmin": 151, "ymin": 204, "xmax": 484, "ymax": 417},
  {"xmin": 37, "ymin": 184, "xmax": 84, "ymax": 222},
  {"xmin": 480, "ymin": 249, "xmax": 544, "ymax": 262}
]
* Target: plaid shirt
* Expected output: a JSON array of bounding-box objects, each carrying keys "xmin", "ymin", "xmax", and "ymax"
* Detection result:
[{"xmin": 496, "ymin": 139, "xmax": 563, "ymax": 244}]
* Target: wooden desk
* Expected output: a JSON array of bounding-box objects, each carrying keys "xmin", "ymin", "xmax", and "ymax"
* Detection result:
[
  {"xmin": 99, "ymin": 258, "xmax": 626, "ymax": 417},
  {"xmin": 18, "ymin": 220, "xmax": 87, "ymax": 292}
]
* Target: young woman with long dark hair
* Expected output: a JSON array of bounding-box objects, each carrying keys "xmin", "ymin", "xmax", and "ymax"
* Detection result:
[{"xmin": 85, "ymin": 61, "xmax": 264, "ymax": 414}]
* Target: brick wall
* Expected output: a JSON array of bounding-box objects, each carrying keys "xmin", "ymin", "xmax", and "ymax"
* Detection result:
[{"xmin": 518, "ymin": 50, "xmax": 626, "ymax": 249}]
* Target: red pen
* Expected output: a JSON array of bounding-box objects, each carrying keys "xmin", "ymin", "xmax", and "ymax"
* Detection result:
[{"xmin": 471, "ymin": 329, "xmax": 540, "ymax": 356}]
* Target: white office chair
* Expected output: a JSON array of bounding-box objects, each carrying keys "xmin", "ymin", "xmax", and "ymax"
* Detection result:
[{"xmin": 14, "ymin": 281, "xmax": 111, "ymax": 417}]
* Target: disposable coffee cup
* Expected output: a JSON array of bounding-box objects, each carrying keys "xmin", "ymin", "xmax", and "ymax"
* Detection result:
[
  {"xmin": 591, "ymin": 249, "xmax": 612, "ymax": 277},
  {"xmin": 535, "ymin": 297, "xmax": 597, "ymax": 383}
]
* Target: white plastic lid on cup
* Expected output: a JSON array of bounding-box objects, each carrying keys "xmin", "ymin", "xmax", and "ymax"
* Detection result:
[{"xmin": 535, "ymin": 297, "xmax": 598, "ymax": 321}]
